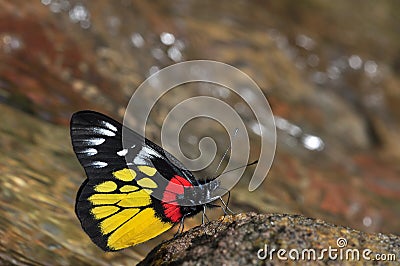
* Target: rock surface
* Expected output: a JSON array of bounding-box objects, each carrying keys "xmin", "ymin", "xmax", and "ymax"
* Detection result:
[{"xmin": 140, "ymin": 213, "xmax": 399, "ymax": 266}]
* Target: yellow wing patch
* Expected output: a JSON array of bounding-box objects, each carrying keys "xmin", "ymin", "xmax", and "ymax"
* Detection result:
[
  {"xmin": 117, "ymin": 190, "xmax": 151, "ymax": 207},
  {"xmin": 137, "ymin": 177, "xmax": 157, "ymax": 188},
  {"xmin": 107, "ymin": 208, "xmax": 173, "ymax": 250},
  {"xmin": 100, "ymin": 208, "xmax": 140, "ymax": 234},
  {"xmin": 83, "ymin": 167, "xmax": 173, "ymax": 251},
  {"xmin": 88, "ymin": 193, "xmax": 125, "ymax": 205},
  {"xmin": 138, "ymin": 165, "xmax": 157, "ymax": 176},
  {"xmin": 119, "ymin": 185, "xmax": 139, "ymax": 192},
  {"xmin": 91, "ymin": 206, "xmax": 120, "ymax": 219},
  {"xmin": 113, "ymin": 168, "xmax": 137, "ymax": 181},
  {"xmin": 89, "ymin": 190, "xmax": 152, "ymax": 207},
  {"xmin": 95, "ymin": 181, "xmax": 117, "ymax": 192}
]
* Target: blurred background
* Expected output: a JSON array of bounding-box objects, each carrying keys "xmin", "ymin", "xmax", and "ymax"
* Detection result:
[{"xmin": 0, "ymin": 1, "xmax": 399, "ymax": 265}]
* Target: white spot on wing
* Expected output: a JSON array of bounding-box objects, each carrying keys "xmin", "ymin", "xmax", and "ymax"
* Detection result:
[
  {"xmin": 133, "ymin": 157, "xmax": 146, "ymax": 165},
  {"xmin": 79, "ymin": 148, "xmax": 97, "ymax": 156},
  {"xmin": 133, "ymin": 146, "xmax": 160, "ymax": 165},
  {"xmin": 101, "ymin": 121, "xmax": 118, "ymax": 132},
  {"xmin": 143, "ymin": 146, "xmax": 161, "ymax": 157},
  {"xmin": 117, "ymin": 149, "xmax": 128, "ymax": 156},
  {"xmin": 91, "ymin": 127, "xmax": 116, "ymax": 137},
  {"xmin": 82, "ymin": 138, "xmax": 105, "ymax": 145},
  {"xmin": 90, "ymin": 161, "xmax": 108, "ymax": 168}
]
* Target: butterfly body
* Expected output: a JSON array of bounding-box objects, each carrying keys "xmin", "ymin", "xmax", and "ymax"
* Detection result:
[{"xmin": 71, "ymin": 111, "xmax": 220, "ymax": 251}]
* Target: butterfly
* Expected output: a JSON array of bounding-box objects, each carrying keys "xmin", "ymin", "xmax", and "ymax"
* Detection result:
[{"xmin": 70, "ymin": 110, "xmax": 226, "ymax": 251}]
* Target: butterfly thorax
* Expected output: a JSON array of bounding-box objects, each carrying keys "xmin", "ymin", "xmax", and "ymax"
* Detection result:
[{"xmin": 160, "ymin": 177, "xmax": 220, "ymax": 223}]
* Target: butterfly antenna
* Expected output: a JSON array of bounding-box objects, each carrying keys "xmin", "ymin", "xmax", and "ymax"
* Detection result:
[
  {"xmin": 213, "ymin": 128, "xmax": 239, "ymax": 178},
  {"xmin": 213, "ymin": 160, "xmax": 258, "ymax": 179}
]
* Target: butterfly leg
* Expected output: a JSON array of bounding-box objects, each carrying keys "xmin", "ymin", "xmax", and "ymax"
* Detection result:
[
  {"xmin": 201, "ymin": 205, "xmax": 211, "ymax": 224},
  {"xmin": 212, "ymin": 203, "xmax": 229, "ymax": 235},
  {"xmin": 174, "ymin": 213, "xmax": 189, "ymax": 238},
  {"xmin": 202, "ymin": 205, "xmax": 205, "ymax": 224},
  {"xmin": 219, "ymin": 191, "xmax": 234, "ymax": 215}
]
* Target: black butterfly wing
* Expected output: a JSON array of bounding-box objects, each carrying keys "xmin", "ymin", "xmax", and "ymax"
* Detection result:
[{"xmin": 70, "ymin": 110, "xmax": 197, "ymax": 251}]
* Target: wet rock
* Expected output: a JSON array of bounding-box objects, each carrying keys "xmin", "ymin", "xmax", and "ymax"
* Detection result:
[{"xmin": 140, "ymin": 212, "xmax": 399, "ymax": 266}]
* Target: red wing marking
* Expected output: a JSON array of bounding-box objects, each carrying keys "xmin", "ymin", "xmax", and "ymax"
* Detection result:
[{"xmin": 161, "ymin": 175, "xmax": 192, "ymax": 222}]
